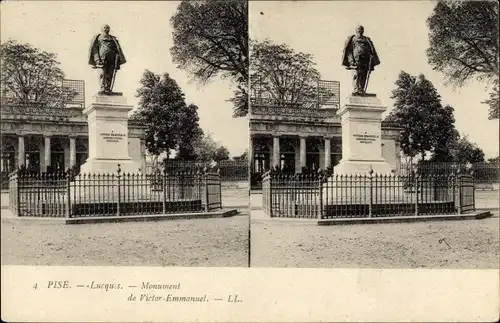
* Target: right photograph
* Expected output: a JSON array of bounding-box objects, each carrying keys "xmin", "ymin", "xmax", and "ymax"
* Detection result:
[{"xmin": 249, "ymin": 1, "xmax": 499, "ymax": 268}]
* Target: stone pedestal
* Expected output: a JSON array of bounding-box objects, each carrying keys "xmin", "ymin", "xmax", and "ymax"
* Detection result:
[
  {"xmin": 79, "ymin": 94, "xmax": 141, "ymax": 174},
  {"xmin": 322, "ymin": 95, "xmax": 394, "ymax": 203},
  {"xmin": 333, "ymin": 95, "xmax": 393, "ymax": 175}
]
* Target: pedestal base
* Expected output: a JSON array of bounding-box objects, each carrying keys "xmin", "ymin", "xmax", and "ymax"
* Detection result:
[
  {"xmin": 333, "ymin": 159, "xmax": 394, "ymax": 175},
  {"xmin": 79, "ymin": 158, "xmax": 141, "ymax": 174}
]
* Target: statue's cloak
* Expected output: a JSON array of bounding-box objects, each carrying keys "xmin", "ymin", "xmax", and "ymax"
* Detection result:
[
  {"xmin": 88, "ymin": 34, "xmax": 127, "ymax": 70},
  {"xmin": 341, "ymin": 35, "xmax": 380, "ymax": 71}
]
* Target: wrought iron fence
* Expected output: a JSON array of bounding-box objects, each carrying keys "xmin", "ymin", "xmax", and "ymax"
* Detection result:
[
  {"xmin": 1, "ymin": 171, "xmax": 9, "ymax": 190},
  {"xmin": 262, "ymin": 170, "xmax": 474, "ymax": 219},
  {"xmin": 401, "ymin": 161, "xmax": 499, "ymax": 186},
  {"xmin": 146, "ymin": 160, "xmax": 248, "ymax": 182},
  {"xmin": 8, "ymin": 167, "xmax": 222, "ymax": 218}
]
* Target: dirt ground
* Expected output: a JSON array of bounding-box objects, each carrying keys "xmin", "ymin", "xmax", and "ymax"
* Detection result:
[
  {"xmin": 1, "ymin": 185, "xmax": 250, "ymax": 267},
  {"xmin": 474, "ymin": 189, "xmax": 499, "ymax": 209},
  {"xmin": 1, "ymin": 213, "xmax": 249, "ymax": 267},
  {"xmin": 250, "ymin": 211, "xmax": 499, "ymax": 268}
]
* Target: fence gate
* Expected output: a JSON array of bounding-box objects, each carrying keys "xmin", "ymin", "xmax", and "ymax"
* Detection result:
[
  {"xmin": 205, "ymin": 172, "xmax": 222, "ymax": 211},
  {"xmin": 458, "ymin": 174, "xmax": 475, "ymax": 213}
]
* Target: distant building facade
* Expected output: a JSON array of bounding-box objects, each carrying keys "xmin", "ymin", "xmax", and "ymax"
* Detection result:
[
  {"xmin": 249, "ymin": 79, "xmax": 402, "ymax": 186},
  {"xmin": 0, "ymin": 80, "xmax": 146, "ymax": 178}
]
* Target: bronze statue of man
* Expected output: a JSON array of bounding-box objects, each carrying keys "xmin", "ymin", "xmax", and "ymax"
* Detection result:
[
  {"xmin": 342, "ymin": 25, "xmax": 380, "ymax": 96},
  {"xmin": 88, "ymin": 24, "xmax": 126, "ymax": 94}
]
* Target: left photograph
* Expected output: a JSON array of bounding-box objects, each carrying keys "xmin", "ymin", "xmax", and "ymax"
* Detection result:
[{"xmin": 1, "ymin": 1, "xmax": 249, "ymax": 267}]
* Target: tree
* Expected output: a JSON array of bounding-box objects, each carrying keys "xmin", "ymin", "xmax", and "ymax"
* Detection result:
[
  {"xmin": 448, "ymin": 135, "xmax": 485, "ymax": 164},
  {"xmin": 234, "ymin": 149, "xmax": 248, "ymax": 161},
  {"xmin": 133, "ymin": 70, "xmax": 203, "ymax": 157},
  {"xmin": 192, "ymin": 132, "xmax": 230, "ymax": 162},
  {"xmin": 482, "ymin": 78, "xmax": 499, "ymax": 119},
  {"xmin": 250, "ymin": 40, "xmax": 324, "ymax": 107},
  {"xmin": 170, "ymin": 0, "xmax": 248, "ymax": 117},
  {"xmin": 176, "ymin": 103, "xmax": 205, "ymax": 160},
  {"xmin": 426, "ymin": 1, "xmax": 499, "ymax": 119},
  {"xmin": 214, "ymin": 146, "xmax": 230, "ymax": 161},
  {"xmin": 228, "ymin": 84, "xmax": 248, "ymax": 118},
  {"xmin": 487, "ymin": 156, "xmax": 499, "ymax": 164},
  {"xmin": 0, "ymin": 40, "xmax": 76, "ymax": 105},
  {"xmin": 387, "ymin": 71, "xmax": 458, "ymax": 160}
]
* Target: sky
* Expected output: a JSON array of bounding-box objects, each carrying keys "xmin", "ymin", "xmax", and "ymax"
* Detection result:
[
  {"xmin": 250, "ymin": 1, "xmax": 499, "ymax": 159},
  {"xmin": 1, "ymin": 1, "xmax": 249, "ymax": 157}
]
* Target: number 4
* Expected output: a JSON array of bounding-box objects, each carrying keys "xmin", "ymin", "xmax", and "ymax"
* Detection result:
[{"xmin": 33, "ymin": 283, "xmax": 37, "ymax": 290}]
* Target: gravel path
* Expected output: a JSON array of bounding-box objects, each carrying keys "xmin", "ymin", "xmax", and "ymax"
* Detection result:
[
  {"xmin": 251, "ymin": 212, "xmax": 499, "ymax": 268},
  {"xmin": 2, "ymin": 214, "xmax": 249, "ymax": 267}
]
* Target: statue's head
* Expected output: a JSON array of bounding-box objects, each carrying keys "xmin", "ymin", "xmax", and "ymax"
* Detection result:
[
  {"xmin": 101, "ymin": 24, "xmax": 111, "ymax": 35},
  {"xmin": 355, "ymin": 25, "xmax": 364, "ymax": 36}
]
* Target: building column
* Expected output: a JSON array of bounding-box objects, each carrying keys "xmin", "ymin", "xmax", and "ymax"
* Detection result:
[
  {"xmin": 18, "ymin": 135, "xmax": 25, "ymax": 168},
  {"xmin": 395, "ymin": 140, "xmax": 401, "ymax": 174},
  {"xmin": 324, "ymin": 137, "xmax": 331, "ymax": 169},
  {"xmin": 299, "ymin": 136, "xmax": 306, "ymax": 169},
  {"xmin": 140, "ymin": 139, "xmax": 147, "ymax": 173},
  {"xmin": 272, "ymin": 136, "xmax": 280, "ymax": 169},
  {"xmin": 249, "ymin": 136, "xmax": 254, "ymax": 173},
  {"xmin": 69, "ymin": 136, "xmax": 76, "ymax": 168},
  {"xmin": 44, "ymin": 135, "xmax": 51, "ymax": 172}
]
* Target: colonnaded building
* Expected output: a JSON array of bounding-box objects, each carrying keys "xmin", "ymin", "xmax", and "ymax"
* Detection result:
[
  {"xmin": 0, "ymin": 79, "xmax": 146, "ymax": 185},
  {"xmin": 249, "ymin": 79, "xmax": 402, "ymax": 187}
]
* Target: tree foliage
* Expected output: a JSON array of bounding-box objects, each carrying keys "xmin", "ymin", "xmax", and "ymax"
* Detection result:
[
  {"xmin": 447, "ymin": 135, "xmax": 486, "ymax": 164},
  {"xmin": 228, "ymin": 84, "xmax": 248, "ymax": 118},
  {"xmin": 192, "ymin": 132, "xmax": 230, "ymax": 162},
  {"xmin": 426, "ymin": 1, "xmax": 499, "ymax": 119},
  {"xmin": 132, "ymin": 70, "xmax": 203, "ymax": 157},
  {"xmin": 386, "ymin": 71, "xmax": 458, "ymax": 160},
  {"xmin": 170, "ymin": 0, "xmax": 248, "ymax": 117},
  {"xmin": 0, "ymin": 40, "xmax": 76, "ymax": 105},
  {"xmin": 488, "ymin": 156, "xmax": 499, "ymax": 164},
  {"xmin": 250, "ymin": 40, "xmax": 323, "ymax": 107},
  {"xmin": 234, "ymin": 149, "xmax": 248, "ymax": 161},
  {"xmin": 482, "ymin": 78, "xmax": 499, "ymax": 119}
]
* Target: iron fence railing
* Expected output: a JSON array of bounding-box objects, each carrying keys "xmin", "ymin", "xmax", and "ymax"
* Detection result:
[
  {"xmin": 1, "ymin": 171, "xmax": 9, "ymax": 190},
  {"xmin": 8, "ymin": 166, "xmax": 222, "ymax": 218},
  {"xmin": 400, "ymin": 161, "xmax": 499, "ymax": 186},
  {"xmin": 262, "ymin": 170, "xmax": 475, "ymax": 219},
  {"xmin": 146, "ymin": 160, "xmax": 248, "ymax": 182}
]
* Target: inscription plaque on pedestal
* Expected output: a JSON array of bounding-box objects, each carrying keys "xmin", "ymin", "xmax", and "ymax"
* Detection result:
[
  {"xmin": 79, "ymin": 94, "xmax": 141, "ymax": 174},
  {"xmin": 333, "ymin": 95, "xmax": 393, "ymax": 175}
]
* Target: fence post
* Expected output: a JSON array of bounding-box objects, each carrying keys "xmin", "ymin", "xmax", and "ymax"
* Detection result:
[
  {"xmin": 162, "ymin": 171, "xmax": 167, "ymax": 215},
  {"xmin": 318, "ymin": 173, "xmax": 323, "ymax": 220},
  {"xmin": 471, "ymin": 170, "xmax": 476, "ymax": 211},
  {"xmin": 217, "ymin": 169, "xmax": 222, "ymax": 209},
  {"xmin": 414, "ymin": 171, "xmax": 418, "ymax": 216},
  {"xmin": 116, "ymin": 163, "xmax": 121, "ymax": 216},
  {"xmin": 269, "ymin": 174, "xmax": 273, "ymax": 217},
  {"xmin": 16, "ymin": 171, "xmax": 21, "ymax": 217},
  {"xmin": 368, "ymin": 168, "xmax": 373, "ymax": 218},
  {"xmin": 66, "ymin": 170, "xmax": 71, "ymax": 218},
  {"xmin": 204, "ymin": 171, "xmax": 209, "ymax": 212},
  {"xmin": 457, "ymin": 174, "xmax": 462, "ymax": 215},
  {"xmin": 451, "ymin": 173, "xmax": 456, "ymax": 213}
]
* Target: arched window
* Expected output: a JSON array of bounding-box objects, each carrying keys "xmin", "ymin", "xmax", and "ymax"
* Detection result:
[
  {"xmin": 306, "ymin": 138, "xmax": 321, "ymax": 171},
  {"xmin": 25, "ymin": 136, "xmax": 41, "ymax": 172},
  {"xmin": 253, "ymin": 140, "xmax": 270, "ymax": 174},
  {"xmin": 50, "ymin": 138, "xmax": 65, "ymax": 172},
  {"xmin": 1, "ymin": 140, "xmax": 15, "ymax": 172},
  {"xmin": 76, "ymin": 144, "xmax": 88, "ymax": 170},
  {"xmin": 330, "ymin": 137, "xmax": 342, "ymax": 168},
  {"xmin": 280, "ymin": 137, "xmax": 296, "ymax": 173}
]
